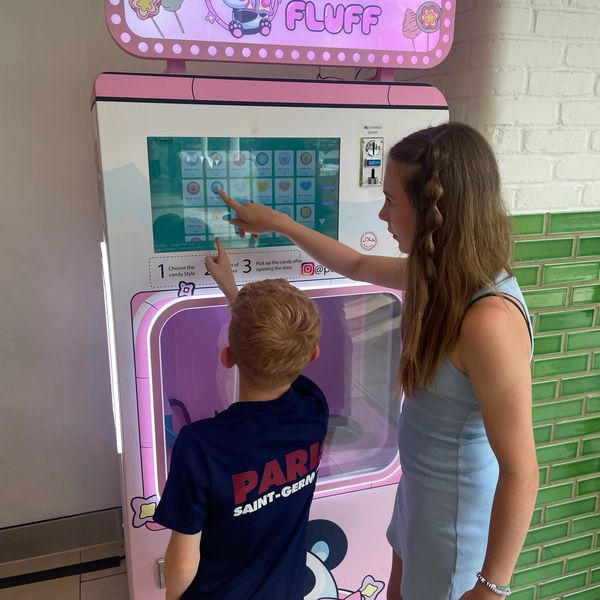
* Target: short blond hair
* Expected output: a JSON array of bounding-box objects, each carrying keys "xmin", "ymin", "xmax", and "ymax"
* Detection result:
[{"xmin": 229, "ymin": 279, "xmax": 321, "ymax": 390}]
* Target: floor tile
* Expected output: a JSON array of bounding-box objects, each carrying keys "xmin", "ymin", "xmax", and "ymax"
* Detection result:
[
  {"xmin": 80, "ymin": 542, "xmax": 126, "ymax": 582},
  {"xmin": 0, "ymin": 576, "xmax": 79, "ymax": 600},
  {"xmin": 0, "ymin": 551, "xmax": 80, "ymax": 579},
  {"xmin": 80, "ymin": 573, "xmax": 129, "ymax": 600}
]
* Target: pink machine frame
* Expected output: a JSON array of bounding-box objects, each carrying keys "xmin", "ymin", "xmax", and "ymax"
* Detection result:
[
  {"xmin": 128, "ymin": 283, "xmax": 403, "ymax": 599},
  {"xmin": 133, "ymin": 285, "xmax": 403, "ymax": 505},
  {"xmin": 93, "ymin": 72, "xmax": 449, "ymax": 599},
  {"xmin": 104, "ymin": 0, "xmax": 456, "ymax": 71}
]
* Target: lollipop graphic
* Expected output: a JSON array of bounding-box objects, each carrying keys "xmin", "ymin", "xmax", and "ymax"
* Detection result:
[
  {"xmin": 416, "ymin": 2, "xmax": 441, "ymax": 51},
  {"xmin": 162, "ymin": 0, "xmax": 186, "ymax": 33},
  {"xmin": 129, "ymin": 0, "xmax": 162, "ymax": 36},
  {"xmin": 128, "ymin": 0, "xmax": 186, "ymax": 37},
  {"xmin": 402, "ymin": 8, "xmax": 421, "ymax": 52}
]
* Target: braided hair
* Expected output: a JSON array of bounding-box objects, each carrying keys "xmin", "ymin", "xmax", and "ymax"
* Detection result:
[{"xmin": 390, "ymin": 122, "xmax": 512, "ymax": 396}]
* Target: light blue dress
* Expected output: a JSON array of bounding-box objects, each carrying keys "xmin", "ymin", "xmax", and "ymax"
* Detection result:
[{"xmin": 386, "ymin": 274, "xmax": 532, "ymax": 600}]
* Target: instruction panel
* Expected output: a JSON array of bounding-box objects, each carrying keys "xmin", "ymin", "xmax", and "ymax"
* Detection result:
[{"xmin": 148, "ymin": 249, "xmax": 337, "ymax": 288}]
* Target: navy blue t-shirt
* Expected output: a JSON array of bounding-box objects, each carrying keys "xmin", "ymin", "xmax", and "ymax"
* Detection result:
[{"xmin": 154, "ymin": 375, "xmax": 328, "ymax": 600}]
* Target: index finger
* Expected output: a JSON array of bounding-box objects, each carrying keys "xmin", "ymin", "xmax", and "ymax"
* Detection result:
[
  {"xmin": 215, "ymin": 237, "xmax": 227, "ymax": 258},
  {"xmin": 217, "ymin": 188, "xmax": 243, "ymax": 212}
]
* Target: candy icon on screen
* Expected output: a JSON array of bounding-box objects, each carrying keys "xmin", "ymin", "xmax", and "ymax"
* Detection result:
[
  {"xmin": 278, "ymin": 180, "xmax": 291, "ymax": 191},
  {"xmin": 183, "ymin": 179, "xmax": 204, "ymax": 206},
  {"xmin": 297, "ymin": 178, "xmax": 315, "ymax": 201},
  {"xmin": 278, "ymin": 206, "xmax": 293, "ymax": 217},
  {"xmin": 183, "ymin": 152, "xmax": 201, "ymax": 166},
  {"xmin": 257, "ymin": 180, "xmax": 270, "ymax": 192},
  {"xmin": 278, "ymin": 152, "xmax": 291, "ymax": 165},
  {"xmin": 211, "ymin": 181, "xmax": 225, "ymax": 194},
  {"xmin": 209, "ymin": 152, "xmax": 223, "ymax": 166},
  {"xmin": 300, "ymin": 205, "xmax": 313, "ymax": 219},
  {"xmin": 297, "ymin": 150, "xmax": 316, "ymax": 176},
  {"xmin": 186, "ymin": 181, "xmax": 201, "ymax": 195},
  {"xmin": 255, "ymin": 152, "xmax": 269, "ymax": 166},
  {"xmin": 300, "ymin": 151, "xmax": 313, "ymax": 165},
  {"xmin": 232, "ymin": 152, "xmax": 246, "ymax": 166}
]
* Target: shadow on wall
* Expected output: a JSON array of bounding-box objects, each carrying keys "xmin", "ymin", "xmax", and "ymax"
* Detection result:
[{"xmin": 392, "ymin": 0, "xmax": 507, "ymax": 127}]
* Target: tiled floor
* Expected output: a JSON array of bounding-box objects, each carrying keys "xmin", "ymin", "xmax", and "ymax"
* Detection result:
[{"xmin": 0, "ymin": 542, "xmax": 130, "ymax": 600}]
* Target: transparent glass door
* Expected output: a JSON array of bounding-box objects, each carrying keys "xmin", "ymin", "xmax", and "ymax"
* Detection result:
[{"xmin": 157, "ymin": 291, "xmax": 401, "ymax": 487}]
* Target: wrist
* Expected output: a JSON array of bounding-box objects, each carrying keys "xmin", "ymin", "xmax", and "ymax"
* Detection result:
[
  {"xmin": 476, "ymin": 572, "xmax": 511, "ymax": 597},
  {"xmin": 276, "ymin": 213, "xmax": 295, "ymax": 237},
  {"xmin": 475, "ymin": 580, "xmax": 506, "ymax": 598},
  {"xmin": 223, "ymin": 284, "xmax": 238, "ymax": 302}
]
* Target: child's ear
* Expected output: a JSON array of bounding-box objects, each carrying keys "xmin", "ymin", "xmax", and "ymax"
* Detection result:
[
  {"xmin": 309, "ymin": 345, "xmax": 320, "ymax": 363},
  {"xmin": 220, "ymin": 346, "xmax": 236, "ymax": 369}
]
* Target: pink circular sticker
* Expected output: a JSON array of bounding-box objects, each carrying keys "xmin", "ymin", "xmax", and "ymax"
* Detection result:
[{"xmin": 360, "ymin": 232, "xmax": 377, "ymax": 251}]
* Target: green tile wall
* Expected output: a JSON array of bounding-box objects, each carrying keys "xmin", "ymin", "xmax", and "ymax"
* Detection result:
[
  {"xmin": 566, "ymin": 330, "xmax": 600, "ymax": 351},
  {"xmin": 533, "ymin": 354, "xmax": 588, "ymax": 378},
  {"xmin": 515, "ymin": 265, "xmax": 540, "ymax": 286},
  {"xmin": 525, "ymin": 288, "xmax": 569, "ymax": 310},
  {"xmin": 588, "ymin": 396, "xmax": 600, "ymax": 413},
  {"xmin": 532, "ymin": 381, "xmax": 559, "ymax": 402},
  {"xmin": 571, "ymin": 284, "xmax": 600, "ymax": 305},
  {"xmin": 515, "ymin": 239, "xmax": 573, "ymax": 262},
  {"xmin": 542, "ymin": 262, "xmax": 600, "ymax": 285},
  {"xmin": 576, "ymin": 476, "xmax": 600, "ymax": 495},
  {"xmin": 513, "ymin": 214, "xmax": 545, "ymax": 235},
  {"xmin": 564, "ymin": 585, "xmax": 600, "ymax": 600},
  {"xmin": 510, "ymin": 211, "xmax": 600, "ymax": 599},
  {"xmin": 548, "ymin": 211, "xmax": 600, "ymax": 233},
  {"xmin": 533, "ymin": 334, "xmax": 563, "ymax": 356},
  {"xmin": 577, "ymin": 236, "xmax": 600, "ymax": 257}
]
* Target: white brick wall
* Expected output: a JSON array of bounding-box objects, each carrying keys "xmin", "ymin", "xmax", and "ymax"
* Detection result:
[{"xmin": 395, "ymin": 0, "xmax": 600, "ymax": 213}]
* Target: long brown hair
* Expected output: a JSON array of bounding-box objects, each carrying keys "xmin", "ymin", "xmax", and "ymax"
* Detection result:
[{"xmin": 390, "ymin": 122, "xmax": 513, "ymax": 396}]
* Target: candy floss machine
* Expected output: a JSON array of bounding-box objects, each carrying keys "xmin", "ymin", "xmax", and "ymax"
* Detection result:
[{"xmin": 92, "ymin": 73, "xmax": 448, "ymax": 599}]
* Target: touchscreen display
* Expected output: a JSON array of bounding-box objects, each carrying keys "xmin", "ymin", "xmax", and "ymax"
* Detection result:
[{"xmin": 148, "ymin": 137, "xmax": 340, "ymax": 253}]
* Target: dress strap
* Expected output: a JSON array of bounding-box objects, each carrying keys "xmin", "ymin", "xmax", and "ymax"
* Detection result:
[{"xmin": 468, "ymin": 292, "xmax": 532, "ymax": 343}]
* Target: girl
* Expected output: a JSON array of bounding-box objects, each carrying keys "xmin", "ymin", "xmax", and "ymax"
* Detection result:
[{"xmin": 217, "ymin": 122, "xmax": 538, "ymax": 600}]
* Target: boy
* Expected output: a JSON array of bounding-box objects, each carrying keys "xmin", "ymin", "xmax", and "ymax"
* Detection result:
[{"xmin": 153, "ymin": 239, "xmax": 328, "ymax": 600}]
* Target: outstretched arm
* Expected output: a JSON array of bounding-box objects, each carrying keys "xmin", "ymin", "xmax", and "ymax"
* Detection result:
[
  {"xmin": 218, "ymin": 190, "xmax": 408, "ymax": 290},
  {"xmin": 205, "ymin": 238, "xmax": 238, "ymax": 302}
]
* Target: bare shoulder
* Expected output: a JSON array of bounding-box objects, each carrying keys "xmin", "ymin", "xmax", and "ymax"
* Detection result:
[
  {"xmin": 456, "ymin": 295, "xmax": 531, "ymax": 371},
  {"xmin": 462, "ymin": 295, "xmax": 525, "ymax": 336}
]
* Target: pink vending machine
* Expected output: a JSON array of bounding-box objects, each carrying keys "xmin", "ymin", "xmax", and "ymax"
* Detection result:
[{"xmin": 95, "ymin": 2, "xmax": 454, "ymax": 598}]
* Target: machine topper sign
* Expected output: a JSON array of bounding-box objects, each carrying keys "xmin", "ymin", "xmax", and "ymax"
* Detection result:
[{"xmin": 105, "ymin": 0, "xmax": 456, "ymax": 69}]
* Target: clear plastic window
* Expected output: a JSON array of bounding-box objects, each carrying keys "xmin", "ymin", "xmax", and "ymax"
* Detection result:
[{"xmin": 158, "ymin": 292, "xmax": 401, "ymax": 484}]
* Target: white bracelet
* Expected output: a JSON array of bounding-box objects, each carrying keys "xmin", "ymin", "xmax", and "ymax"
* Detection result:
[{"xmin": 476, "ymin": 572, "xmax": 512, "ymax": 597}]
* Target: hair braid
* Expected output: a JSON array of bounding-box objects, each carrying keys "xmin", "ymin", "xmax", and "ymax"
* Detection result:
[
  {"xmin": 420, "ymin": 140, "xmax": 444, "ymax": 283},
  {"xmin": 390, "ymin": 122, "xmax": 512, "ymax": 396}
]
